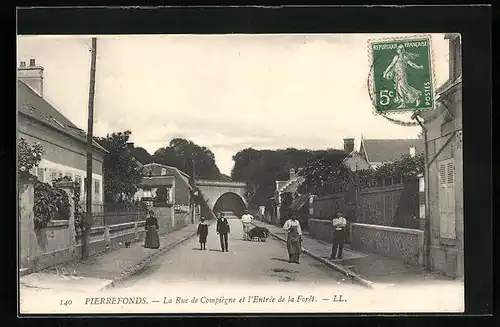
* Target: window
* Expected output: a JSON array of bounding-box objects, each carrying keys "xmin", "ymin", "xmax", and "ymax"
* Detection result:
[
  {"xmin": 94, "ymin": 180, "xmax": 100, "ymax": 195},
  {"xmin": 49, "ymin": 169, "xmax": 58, "ymax": 182},
  {"xmin": 161, "ymin": 168, "xmax": 167, "ymax": 176},
  {"xmin": 438, "ymin": 158, "xmax": 456, "ymax": 240}
]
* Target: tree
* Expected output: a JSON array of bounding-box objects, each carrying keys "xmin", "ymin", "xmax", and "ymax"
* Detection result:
[
  {"xmin": 298, "ymin": 149, "xmax": 349, "ymax": 196},
  {"xmin": 153, "ymin": 138, "xmax": 222, "ymax": 180},
  {"xmin": 95, "ymin": 131, "xmax": 143, "ymax": 203},
  {"xmin": 231, "ymin": 147, "xmax": 318, "ymax": 208}
]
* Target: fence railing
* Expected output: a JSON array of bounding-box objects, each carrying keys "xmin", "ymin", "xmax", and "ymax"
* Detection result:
[{"xmin": 82, "ymin": 203, "xmax": 148, "ymax": 227}]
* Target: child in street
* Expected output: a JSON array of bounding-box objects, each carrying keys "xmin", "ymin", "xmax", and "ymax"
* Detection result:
[{"xmin": 197, "ymin": 216, "xmax": 209, "ymax": 250}]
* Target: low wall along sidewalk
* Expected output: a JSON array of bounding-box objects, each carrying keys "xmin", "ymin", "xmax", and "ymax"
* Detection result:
[
  {"xmin": 19, "ymin": 179, "xmax": 194, "ymax": 275},
  {"xmin": 308, "ymin": 219, "xmax": 424, "ymax": 267}
]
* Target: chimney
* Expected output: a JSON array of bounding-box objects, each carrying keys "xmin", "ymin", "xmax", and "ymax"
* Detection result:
[
  {"xmin": 18, "ymin": 58, "xmax": 44, "ymax": 97},
  {"xmin": 409, "ymin": 146, "xmax": 416, "ymax": 157},
  {"xmin": 126, "ymin": 142, "xmax": 134, "ymax": 149},
  {"xmin": 343, "ymin": 138, "xmax": 355, "ymax": 153},
  {"xmin": 289, "ymin": 168, "xmax": 296, "ymax": 180}
]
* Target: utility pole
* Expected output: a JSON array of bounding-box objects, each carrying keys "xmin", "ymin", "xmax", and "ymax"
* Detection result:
[
  {"xmin": 83, "ymin": 37, "xmax": 97, "ymax": 259},
  {"xmin": 191, "ymin": 157, "xmax": 196, "ymax": 224}
]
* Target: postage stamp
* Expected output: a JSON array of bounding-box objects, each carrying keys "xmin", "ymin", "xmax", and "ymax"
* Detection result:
[{"xmin": 368, "ymin": 35, "xmax": 435, "ymax": 114}]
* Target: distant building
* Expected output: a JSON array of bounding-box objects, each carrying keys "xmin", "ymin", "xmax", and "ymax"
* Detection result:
[
  {"xmin": 133, "ymin": 162, "xmax": 193, "ymax": 209},
  {"xmin": 273, "ymin": 168, "xmax": 306, "ymax": 223},
  {"xmin": 420, "ymin": 34, "xmax": 463, "ymax": 278},
  {"xmin": 341, "ymin": 138, "xmax": 372, "ymax": 172},
  {"xmin": 359, "ymin": 137, "xmax": 424, "ymax": 169},
  {"xmin": 17, "ymin": 59, "xmax": 108, "ymax": 206}
]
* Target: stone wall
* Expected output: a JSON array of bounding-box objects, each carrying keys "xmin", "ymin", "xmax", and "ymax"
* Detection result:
[
  {"xmin": 308, "ymin": 219, "xmax": 335, "ymax": 244},
  {"xmin": 350, "ymin": 223, "xmax": 424, "ymax": 266}
]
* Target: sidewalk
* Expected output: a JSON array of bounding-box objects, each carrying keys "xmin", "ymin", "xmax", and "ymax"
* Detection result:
[
  {"xmin": 20, "ymin": 221, "xmax": 205, "ymax": 292},
  {"xmin": 253, "ymin": 219, "xmax": 456, "ymax": 288}
]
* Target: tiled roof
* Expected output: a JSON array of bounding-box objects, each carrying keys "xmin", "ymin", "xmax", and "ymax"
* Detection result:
[
  {"xmin": 362, "ymin": 138, "xmax": 424, "ymax": 164},
  {"xmin": 18, "ymin": 80, "xmax": 107, "ymax": 153},
  {"xmin": 278, "ymin": 176, "xmax": 306, "ymax": 193},
  {"xmin": 142, "ymin": 163, "xmax": 192, "ymax": 190}
]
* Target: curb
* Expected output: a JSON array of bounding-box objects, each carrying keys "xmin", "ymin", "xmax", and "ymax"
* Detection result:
[
  {"xmin": 258, "ymin": 225, "xmax": 375, "ymax": 289},
  {"xmin": 100, "ymin": 221, "xmax": 214, "ymax": 291}
]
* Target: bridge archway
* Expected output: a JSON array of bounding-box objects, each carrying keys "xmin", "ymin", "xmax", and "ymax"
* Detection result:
[{"xmin": 212, "ymin": 192, "xmax": 248, "ymax": 218}]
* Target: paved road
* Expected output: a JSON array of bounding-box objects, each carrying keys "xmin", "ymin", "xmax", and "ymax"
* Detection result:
[{"xmin": 115, "ymin": 219, "xmax": 360, "ymax": 291}]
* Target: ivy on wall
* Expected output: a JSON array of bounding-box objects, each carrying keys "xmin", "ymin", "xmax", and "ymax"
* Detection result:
[{"xmin": 33, "ymin": 180, "xmax": 70, "ymax": 229}]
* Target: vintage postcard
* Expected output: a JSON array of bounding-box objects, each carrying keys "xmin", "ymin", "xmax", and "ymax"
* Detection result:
[{"xmin": 17, "ymin": 33, "xmax": 464, "ymax": 314}]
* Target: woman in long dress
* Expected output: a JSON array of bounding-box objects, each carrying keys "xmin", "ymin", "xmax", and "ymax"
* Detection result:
[
  {"xmin": 382, "ymin": 44, "xmax": 424, "ymax": 108},
  {"xmin": 282, "ymin": 213, "xmax": 303, "ymax": 264},
  {"xmin": 144, "ymin": 210, "xmax": 160, "ymax": 249},
  {"xmin": 197, "ymin": 216, "xmax": 209, "ymax": 250}
]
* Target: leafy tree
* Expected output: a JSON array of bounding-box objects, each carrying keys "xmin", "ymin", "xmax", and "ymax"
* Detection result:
[
  {"xmin": 95, "ymin": 131, "xmax": 143, "ymax": 203},
  {"xmin": 231, "ymin": 147, "xmax": 319, "ymax": 208},
  {"xmin": 298, "ymin": 149, "xmax": 349, "ymax": 196},
  {"xmin": 153, "ymin": 138, "xmax": 221, "ymax": 180}
]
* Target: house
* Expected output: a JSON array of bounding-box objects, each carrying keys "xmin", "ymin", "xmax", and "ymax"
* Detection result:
[
  {"xmin": 273, "ymin": 168, "xmax": 306, "ymax": 223},
  {"xmin": 132, "ymin": 161, "xmax": 193, "ymax": 211},
  {"xmin": 341, "ymin": 138, "xmax": 372, "ymax": 172},
  {"xmin": 359, "ymin": 136, "xmax": 424, "ymax": 169},
  {"xmin": 419, "ymin": 34, "xmax": 463, "ymax": 278},
  {"xmin": 17, "ymin": 59, "xmax": 108, "ymax": 207}
]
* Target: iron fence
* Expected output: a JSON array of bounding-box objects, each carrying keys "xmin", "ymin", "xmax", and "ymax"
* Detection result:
[{"xmin": 81, "ymin": 203, "xmax": 148, "ymax": 227}]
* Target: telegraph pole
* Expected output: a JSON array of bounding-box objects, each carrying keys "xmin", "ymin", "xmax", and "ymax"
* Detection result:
[
  {"xmin": 191, "ymin": 157, "xmax": 196, "ymax": 224},
  {"xmin": 83, "ymin": 37, "xmax": 97, "ymax": 259}
]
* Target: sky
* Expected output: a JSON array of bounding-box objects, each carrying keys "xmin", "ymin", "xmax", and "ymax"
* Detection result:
[{"xmin": 17, "ymin": 34, "xmax": 449, "ymax": 175}]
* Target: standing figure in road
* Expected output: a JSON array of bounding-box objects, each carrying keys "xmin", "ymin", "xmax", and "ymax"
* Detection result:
[
  {"xmin": 197, "ymin": 216, "xmax": 209, "ymax": 250},
  {"xmin": 144, "ymin": 210, "xmax": 160, "ymax": 249},
  {"xmin": 330, "ymin": 211, "xmax": 347, "ymax": 260},
  {"xmin": 241, "ymin": 210, "xmax": 254, "ymax": 241},
  {"xmin": 216, "ymin": 212, "xmax": 230, "ymax": 252},
  {"xmin": 282, "ymin": 213, "xmax": 302, "ymax": 264}
]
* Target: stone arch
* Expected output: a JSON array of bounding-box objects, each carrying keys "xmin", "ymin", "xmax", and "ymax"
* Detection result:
[{"xmin": 212, "ymin": 192, "xmax": 248, "ymax": 218}]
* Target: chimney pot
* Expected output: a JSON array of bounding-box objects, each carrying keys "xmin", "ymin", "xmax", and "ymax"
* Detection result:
[
  {"xmin": 29, "ymin": 59, "xmax": 36, "ymax": 66},
  {"xmin": 20, "ymin": 61, "xmax": 26, "ymax": 67}
]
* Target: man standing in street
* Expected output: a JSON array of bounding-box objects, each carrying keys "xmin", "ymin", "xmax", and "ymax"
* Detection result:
[
  {"xmin": 330, "ymin": 211, "xmax": 347, "ymax": 260},
  {"xmin": 216, "ymin": 212, "xmax": 230, "ymax": 252},
  {"xmin": 241, "ymin": 210, "xmax": 254, "ymax": 241}
]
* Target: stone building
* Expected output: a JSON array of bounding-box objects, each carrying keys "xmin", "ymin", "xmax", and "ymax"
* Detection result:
[
  {"xmin": 420, "ymin": 33, "xmax": 463, "ymax": 278},
  {"xmin": 17, "ymin": 59, "xmax": 107, "ymax": 207}
]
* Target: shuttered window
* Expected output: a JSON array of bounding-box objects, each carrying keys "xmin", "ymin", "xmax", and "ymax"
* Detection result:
[{"xmin": 438, "ymin": 158, "xmax": 456, "ymax": 240}]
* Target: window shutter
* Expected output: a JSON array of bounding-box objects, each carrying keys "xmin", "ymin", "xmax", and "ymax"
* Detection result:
[{"xmin": 438, "ymin": 159, "xmax": 456, "ymax": 239}]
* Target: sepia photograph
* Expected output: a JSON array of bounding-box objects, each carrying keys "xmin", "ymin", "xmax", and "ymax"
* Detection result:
[{"xmin": 17, "ymin": 32, "xmax": 464, "ymax": 314}]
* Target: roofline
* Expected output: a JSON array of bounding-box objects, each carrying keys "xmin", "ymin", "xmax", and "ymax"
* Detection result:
[
  {"xmin": 360, "ymin": 138, "xmax": 370, "ymax": 163},
  {"xmin": 19, "ymin": 111, "xmax": 108, "ymax": 154},
  {"xmin": 142, "ymin": 162, "xmax": 190, "ymax": 176}
]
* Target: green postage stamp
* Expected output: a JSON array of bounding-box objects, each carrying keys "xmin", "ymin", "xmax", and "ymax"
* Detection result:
[{"xmin": 368, "ymin": 35, "xmax": 435, "ymax": 113}]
